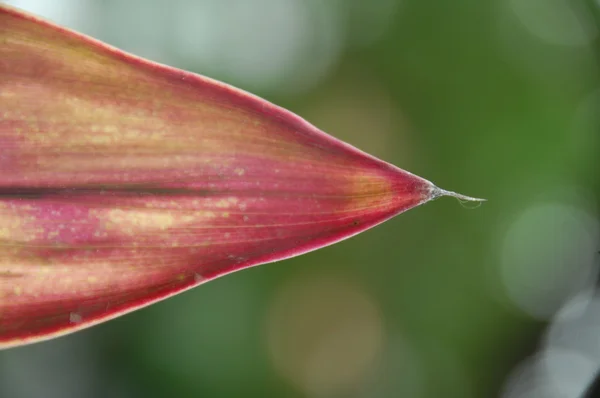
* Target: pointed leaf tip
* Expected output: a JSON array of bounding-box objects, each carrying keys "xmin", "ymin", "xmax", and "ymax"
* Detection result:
[
  {"xmin": 427, "ymin": 186, "xmax": 486, "ymax": 209},
  {"xmin": 429, "ymin": 186, "xmax": 487, "ymax": 203},
  {"xmin": 0, "ymin": 4, "xmax": 480, "ymax": 348}
]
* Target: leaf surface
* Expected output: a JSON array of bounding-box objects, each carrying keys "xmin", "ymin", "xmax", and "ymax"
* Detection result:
[{"xmin": 0, "ymin": 5, "xmax": 480, "ymax": 348}]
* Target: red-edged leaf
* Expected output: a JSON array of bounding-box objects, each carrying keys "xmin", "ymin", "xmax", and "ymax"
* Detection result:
[{"xmin": 0, "ymin": 5, "xmax": 483, "ymax": 348}]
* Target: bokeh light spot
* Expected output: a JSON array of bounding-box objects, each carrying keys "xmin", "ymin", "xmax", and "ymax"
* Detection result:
[
  {"xmin": 508, "ymin": 0, "xmax": 596, "ymax": 46},
  {"xmin": 502, "ymin": 348, "xmax": 597, "ymax": 398},
  {"xmin": 303, "ymin": 71, "xmax": 408, "ymax": 161},
  {"xmin": 4, "ymin": 0, "xmax": 93, "ymax": 34},
  {"xmin": 546, "ymin": 292, "xmax": 600, "ymax": 365},
  {"xmin": 265, "ymin": 272, "xmax": 384, "ymax": 397},
  {"xmin": 499, "ymin": 193, "xmax": 599, "ymax": 319},
  {"xmin": 171, "ymin": 0, "xmax": 343, "ymax": 95}
]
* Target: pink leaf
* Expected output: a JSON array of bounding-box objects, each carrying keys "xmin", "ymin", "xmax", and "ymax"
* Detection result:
[{"xmin": 0, "ymin": 5, "xmax": 483, "ymax": 348}]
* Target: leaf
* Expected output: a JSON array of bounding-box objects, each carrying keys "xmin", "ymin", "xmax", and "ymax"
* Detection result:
[{"xmin": 0, "ymin": 5, "xmax": 483, "ymax": 348}]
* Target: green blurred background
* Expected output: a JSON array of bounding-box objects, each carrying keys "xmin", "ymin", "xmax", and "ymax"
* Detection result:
[{"xmin": 1, "ymin": 0, "xmax": 599, "ymax": 397}]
